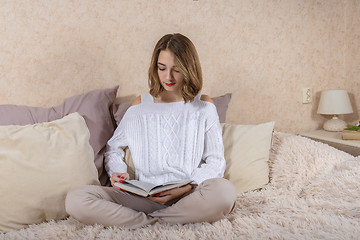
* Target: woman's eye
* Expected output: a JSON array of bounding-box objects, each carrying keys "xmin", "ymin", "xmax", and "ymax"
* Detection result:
[
  {"xmin": 173, "ymin": 69, "xmax": 180, "ymax": 73},
  {"xmin": 158, "ymin": 67, "xmax": 165, "ymax": 71}
]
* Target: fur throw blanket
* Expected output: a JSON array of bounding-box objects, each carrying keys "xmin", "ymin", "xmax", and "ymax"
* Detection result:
[{"xmin": 1, "ymin": 132, "xmax": 359, "ymax": 240}]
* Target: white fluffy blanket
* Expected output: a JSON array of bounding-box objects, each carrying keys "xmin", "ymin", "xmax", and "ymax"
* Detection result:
[{"xmin": 1, "ymin": 132, "xmax": 359, "ymax": 240}]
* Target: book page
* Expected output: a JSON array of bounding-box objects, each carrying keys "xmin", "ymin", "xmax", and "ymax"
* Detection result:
[
  {"xmin": 114, "ymin": 181, "xmax": 149, "ymax": 197},
  {"xmin": 123, "ymin": 180, "xmax": 157, "ymax": 193},
  {"xmin": 148, "ymin": 180, "xmax": 191, "ymax": 195},
  {"xmin": 114, "ymin": 179, "xmax": 192, "ymax": 197}
]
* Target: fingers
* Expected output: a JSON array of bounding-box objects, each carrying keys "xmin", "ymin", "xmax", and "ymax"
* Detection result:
[
  {"xmin": 110, "ymin": 172, "xmax": 130, "ymax": 187},
  {"xmin": 149, "ymin": 184, "xmax": 192, "ymax": 204},
  {"xmin": 148, "ymin": 195, "xmax": 171, "ymax": 205},
  {"xmin": 158, "ymin": 186, "xmax": 186, "ymax": 196},
  {"xmin": 120, "ymin": 173, "xmax": 130, "ymax": 180},
  {"xmin": 111, "ymin": 173, "xmax": 129, "ymax": 181},
  {"xmin": 113, "ymin": 186, "xmax": 125, "ymax": 191}
]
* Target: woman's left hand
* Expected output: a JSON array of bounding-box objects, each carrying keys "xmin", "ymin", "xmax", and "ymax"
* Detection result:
[{"xmin": 148, "ymin": 184, "xmax": 193, "ymax": 205}]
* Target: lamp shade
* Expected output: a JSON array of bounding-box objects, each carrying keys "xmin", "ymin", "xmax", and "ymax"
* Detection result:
[{"xmin": 317, "ymin": 89, "xmax": 353, "ymax": 115}]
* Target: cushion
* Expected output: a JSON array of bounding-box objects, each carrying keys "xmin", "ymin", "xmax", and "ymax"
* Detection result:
[
  {"xmin": 0, "ymin": 86, "xmax": 119, "ymax": 185},
  {"xmin": 0, "ymin": 113, "xmax": 100, "ymax": 233},
  {"xmin": 112, "ymin": 101, "xmax": 132, "ymax": 125},
  {"xmin": 221, "ymin": 122, "xmax": 275, "ymax": 192},
  {"xmin": 112, "ymin": 93, "xmax": 232, "ymax": 124},
  {"xmin": 212, "ymin": 93, "xmax": 232, "ymax": 123}
]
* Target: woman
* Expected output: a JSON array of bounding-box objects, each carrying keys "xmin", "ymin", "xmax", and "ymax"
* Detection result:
[{"xmin": 66, "ymin": 33, "xmax": 237, "ymax": 228}]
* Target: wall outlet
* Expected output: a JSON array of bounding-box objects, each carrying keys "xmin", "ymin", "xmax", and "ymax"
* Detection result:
[{"xmin": 302, "ymin": 88, "xmax": 312, "ymax": 104}]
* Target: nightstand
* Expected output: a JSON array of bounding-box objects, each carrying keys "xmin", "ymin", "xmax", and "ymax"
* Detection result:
[{"xmin": 299, "ymin": 130, "xmax": 360, "ymax": 157}]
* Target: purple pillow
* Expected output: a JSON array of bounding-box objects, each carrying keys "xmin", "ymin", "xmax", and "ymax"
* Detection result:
[
  {"xmin": 112, "ymin": 93, "xmax": 232, "ymax": 124},
  {"xmin": 212, "ymin": 93, "xmax": 232, "ymax": 123},
  {"xmin": 0, "ymin": 86, "xmax": 119, "ymax": 186}
]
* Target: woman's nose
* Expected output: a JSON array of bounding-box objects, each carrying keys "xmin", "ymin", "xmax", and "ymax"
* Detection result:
[{"xmin": 166, "ymin": 70, "xmax": 173, "ymax": 80}]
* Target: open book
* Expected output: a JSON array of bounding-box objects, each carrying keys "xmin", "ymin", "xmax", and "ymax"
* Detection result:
[{"xmin": 114, "ymin": 179, "xmax": 191, "ymax": 198}]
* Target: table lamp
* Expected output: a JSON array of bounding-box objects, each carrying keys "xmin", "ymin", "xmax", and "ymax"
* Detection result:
[{"xmin": 317, "ymin": 89, "xmax": 353, "ymax": 131}]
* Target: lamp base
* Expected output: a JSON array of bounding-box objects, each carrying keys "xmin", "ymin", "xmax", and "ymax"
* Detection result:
[{"xmin": 323, "ymin": 116, "xmax": 347, "ymax": 132}]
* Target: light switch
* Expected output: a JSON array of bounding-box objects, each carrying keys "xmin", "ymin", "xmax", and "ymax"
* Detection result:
[{"xmin": 302, "ymin": 88, "xmax": 312, "ymax": 104}]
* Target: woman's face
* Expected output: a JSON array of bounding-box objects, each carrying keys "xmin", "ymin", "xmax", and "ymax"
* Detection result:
[{"xmin": 157, "ymin": 49, "xmax": 184, "ymax": 94}]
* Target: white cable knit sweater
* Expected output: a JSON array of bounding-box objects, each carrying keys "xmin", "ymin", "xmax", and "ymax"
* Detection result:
[{"xmin": 104, "ymin": 93, "xmax": 225, "ymax": 185}]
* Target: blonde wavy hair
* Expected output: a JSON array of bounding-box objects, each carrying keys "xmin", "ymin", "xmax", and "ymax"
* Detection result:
[{"xmin": 148, "ymin": 33, "xmax": 203, "ymax": 103}]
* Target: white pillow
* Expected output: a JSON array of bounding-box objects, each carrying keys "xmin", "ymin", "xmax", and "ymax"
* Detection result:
[
  {"xmin": 0, "ymin": 112, "xmax": 100, "ymax": 233},
  {"xmin": 222, "ymin": 122, "xmax": 275, "ymax": 193}
]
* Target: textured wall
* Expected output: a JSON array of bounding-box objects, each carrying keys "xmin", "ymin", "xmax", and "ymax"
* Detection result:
[
  {"xmin": 344, "ymin": 0, "xmax": 360, "ymax": 124},
  {"xmin": 0, "ymin": 0, "xmax": 359, "ymax": 133}
]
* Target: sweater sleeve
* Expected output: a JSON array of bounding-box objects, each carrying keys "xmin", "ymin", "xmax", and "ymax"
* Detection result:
[
  {"xmin": 191, "ymin": 117, "xmax": 226, "ymax": 184},
  {"xmin": 104, "ymin": 121, "xmax": 129, "ymax": 177}
]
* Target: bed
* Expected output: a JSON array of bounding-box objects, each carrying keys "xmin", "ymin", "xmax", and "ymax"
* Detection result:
[{"xmin": 1, "ymin": 86, "xmax": 359, "ymax": 240}]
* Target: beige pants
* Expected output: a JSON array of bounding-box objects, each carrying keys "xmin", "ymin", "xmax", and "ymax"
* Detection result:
[{"xmin": 65, "ymin": 178, "xmax": 237, "ymax": 229}]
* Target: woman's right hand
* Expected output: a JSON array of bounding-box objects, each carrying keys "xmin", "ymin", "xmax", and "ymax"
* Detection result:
[{"xmin": 110, "ymin": 172, "xmax": 129, "ymax": 189}]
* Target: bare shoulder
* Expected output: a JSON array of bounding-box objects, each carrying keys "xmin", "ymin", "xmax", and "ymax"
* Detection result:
[
  {"xmin": 200, "ymin": 94, "xmax": 214, "ymax": 104},
  {"xmin": 131, "ymin": 95, "xmax": 141, "ymax": 106}
]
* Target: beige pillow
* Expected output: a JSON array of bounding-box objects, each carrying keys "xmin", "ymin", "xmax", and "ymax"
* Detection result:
[
  {"xmin": 123, "ymin": 122, "xmax": 275, "ymax": 193},
  {"xmin": 0, "ymin": 113, "xmax": 100, "ymax": 233},
  {"xmin": 222, "ymin": 122, "xmax": 275, "ymax": 193}
]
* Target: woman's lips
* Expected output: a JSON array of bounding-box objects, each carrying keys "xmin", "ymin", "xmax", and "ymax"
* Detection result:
[{"xmin": 165, "ymin": 83, "xmax": 175, "ymax": 87}]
